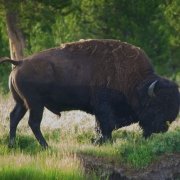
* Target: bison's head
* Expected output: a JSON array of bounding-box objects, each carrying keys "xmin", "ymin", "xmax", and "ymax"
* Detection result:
[{"xmin": 137, "ymin": 78, "xmax": 180, "ymax": 138}]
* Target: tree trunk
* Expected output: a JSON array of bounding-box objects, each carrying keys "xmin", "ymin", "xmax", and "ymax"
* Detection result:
[{"xmin": 4, "ymin": 2, "xmax": 25, "ymax": 60}]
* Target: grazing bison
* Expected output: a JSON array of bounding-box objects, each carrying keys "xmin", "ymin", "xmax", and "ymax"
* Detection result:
[{"xmin": 0, "ymin": 39, "xmax": 179, "ymax": 148}]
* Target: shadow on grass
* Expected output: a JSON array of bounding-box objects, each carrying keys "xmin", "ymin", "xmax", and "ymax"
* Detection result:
[{"xmin": 0, "ymin": 134, "xmax": 42, "ymax": 155}]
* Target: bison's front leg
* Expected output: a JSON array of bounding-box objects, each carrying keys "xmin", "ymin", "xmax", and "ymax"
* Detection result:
[
  {"xmin": 93, "ymin": 120, "xmax": 114, "ymax": 145},
  {"xmin": 28, "ymin": 105, "xmax": 48, "ymax": 148},
  {"xmin": 9, "ymin": 103, "xmax": 27, "ymax": 148},
  {"xmin": 92, "ymin": 119, "xmax": 111, "ymax": 145},
  {"xmin": 93, "ymin": 103, "xmax": 116, "ymax": 145}
]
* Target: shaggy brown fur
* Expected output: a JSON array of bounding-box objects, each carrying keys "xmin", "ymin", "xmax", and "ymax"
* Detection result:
[{"xmin": 60, "ymin": 39, "xmax": 154, "ymax": 102}]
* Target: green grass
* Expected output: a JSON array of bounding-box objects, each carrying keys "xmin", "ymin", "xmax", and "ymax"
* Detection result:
[
  {"xmin": 0, "ymin": 133, "xmax": 98, "ymax": 179},
  {"xmin": 79, "ymin": 128, "xmax": 180, "ymax": 169},
  {"xmin": 0, "ymin": 119, "xmax": 179, "ymax": 175},
  {"xmin": 0, "ymin": 166, "xmax": 86, "ymax": 180},
  {"xmin": 0, "ymin": 153, "xmax": 93, "ymax": 180},
  {"xmin": 0, "ymin": 123, "xmax": 99, "ymax": 179}
]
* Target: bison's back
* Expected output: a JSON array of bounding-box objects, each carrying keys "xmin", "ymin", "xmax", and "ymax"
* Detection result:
[
  {"xmin": 21, "ymin": 39, "xmax": 153, "ymax": 86},
  {"xmin": 60, "ymin": 39, "xmax": 154, "ymax": 94}
]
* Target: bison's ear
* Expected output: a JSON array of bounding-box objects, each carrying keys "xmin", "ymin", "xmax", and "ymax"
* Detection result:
[{"xmin": 148, "ymin": 80, "xmax": 158, "ymax": 97}]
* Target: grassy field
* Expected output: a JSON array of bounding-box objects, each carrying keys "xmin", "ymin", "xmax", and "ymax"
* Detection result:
[
  {"xmin": 0, "ymin": 94, "xmax": 179, "ymax": 179},
  {"xmin": 0, "ymin": 124, "xmax": 99, "ymax": 179}
]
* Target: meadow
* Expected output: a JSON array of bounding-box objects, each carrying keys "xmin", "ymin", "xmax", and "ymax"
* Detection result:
[{"xmin": 0, "ymin": 94, "xmax": 179, "ymax": 179}]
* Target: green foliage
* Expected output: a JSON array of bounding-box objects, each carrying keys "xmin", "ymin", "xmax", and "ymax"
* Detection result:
[
  {"xmin": 0, "ymin": 0, "xmax": 180, "ymax": 93},
  {"xmin": 74, "ymin": 0, "xmax": 179, "ymax": 77},
  {"xmin": 0, "ymin": 63, "xmax": 11, "ymax": 94},
  {"xmin": 0, "ymin": 16, "xmax": 11, "ymax": 93},
  {"xmin": 161, "ymin": 1, "xmax": 180, "ymax": 78}
]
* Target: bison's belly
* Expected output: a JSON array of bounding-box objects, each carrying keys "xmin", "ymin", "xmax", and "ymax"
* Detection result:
[{"xmin": 43, "ymin": 86, "xmax": 93, "ymax": 114}]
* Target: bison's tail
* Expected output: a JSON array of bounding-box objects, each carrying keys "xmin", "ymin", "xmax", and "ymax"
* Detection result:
[{"xmin": 0, "ymin": 57, "xmax": 22, "ymax": 66}]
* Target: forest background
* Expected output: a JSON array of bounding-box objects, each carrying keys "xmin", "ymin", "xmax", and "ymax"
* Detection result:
[{"xmin": 0, "ymin": 0, "xmax": 179, "ymax": 93}]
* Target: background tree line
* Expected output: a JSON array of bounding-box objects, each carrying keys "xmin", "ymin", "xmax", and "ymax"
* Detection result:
[{"xmin": 0, "ymin": 0, "xmax": 179, "ymax": 93}]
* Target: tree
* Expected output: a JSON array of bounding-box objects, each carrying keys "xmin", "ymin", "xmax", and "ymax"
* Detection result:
[
  {"xmin": 3, "ymin": 1, "xmax": 25, "ymax": 60},
  {"xmin": 1, "ymin": 0, "xmax": 73, "ymax": 59},
  {"xmin": 0, "ymin": 0, "xmax": 73, "ymax": 92}
]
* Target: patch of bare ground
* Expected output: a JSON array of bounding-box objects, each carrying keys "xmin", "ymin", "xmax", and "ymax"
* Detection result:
[{"xmin": 79, "ymin": 153, "xmax": 180, "ymax": 180}]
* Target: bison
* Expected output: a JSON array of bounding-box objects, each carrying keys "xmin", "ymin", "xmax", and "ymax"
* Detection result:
[{"xmin": 0, "ymin": 39, "xmax": 179, "ymax": 148}]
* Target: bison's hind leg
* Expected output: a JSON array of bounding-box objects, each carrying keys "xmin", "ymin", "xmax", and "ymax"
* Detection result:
[
  {"xmin": 28, "ymin": 104, "xmax": 48, "ymax": 148},
  {"xmin": 9, "ymin": 102, "xmax": 27, "ymax": 148}
]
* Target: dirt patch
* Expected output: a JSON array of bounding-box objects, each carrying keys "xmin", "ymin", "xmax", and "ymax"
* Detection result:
[{"xmin": 79, "ymin": 153, "xmax": 180, "ymax": 180}]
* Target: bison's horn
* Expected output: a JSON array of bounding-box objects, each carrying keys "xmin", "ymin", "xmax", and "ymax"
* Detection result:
[{"xmin": 148, "ymin": 80, "xmax": 158, "ymax": 97}]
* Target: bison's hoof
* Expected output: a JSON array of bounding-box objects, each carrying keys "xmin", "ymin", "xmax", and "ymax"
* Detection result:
[
  {"xmin": 40, "ymin": 142, "xmax": 49, "ymax": 149},
  {"xmin": 8, "ymin": 144, "xmax": 14, "ymax": 148},
  {"xmin": 8, "ymin": 140, "xmax": 15, "ymax": 148}
]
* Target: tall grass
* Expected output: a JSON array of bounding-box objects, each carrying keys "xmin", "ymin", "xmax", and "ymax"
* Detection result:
[
  {"xmin": 0, "ymin": 155, "xmax": 86, "ymax": 180},
  {"xmin": 0, "ymin": 127, "xmax": 99, "ymax": 179}
]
